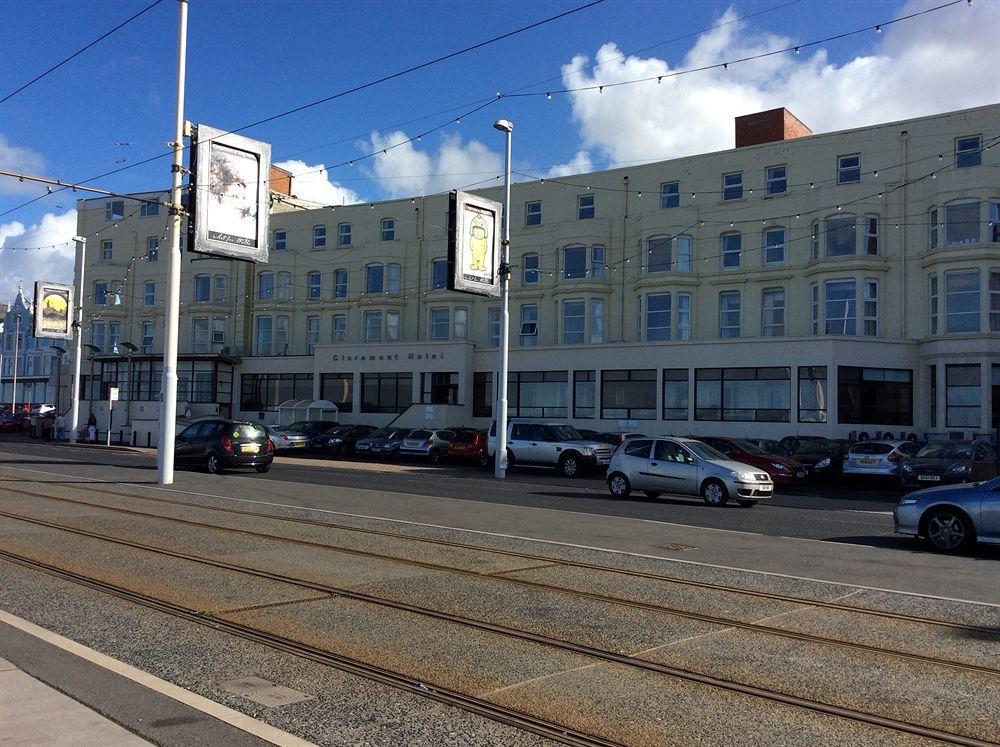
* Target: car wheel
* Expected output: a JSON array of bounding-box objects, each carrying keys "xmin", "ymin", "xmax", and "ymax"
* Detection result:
[
  {"xmin": 428, "ymin": 449, "xmax": 442, "ymax": 465},
  {"xmin": 477, "ymin": 451, "xmax": 490, "ymax": 469},
  {"xmin": 736, "ymin": 499, "xmax": 756, "ymax": 508},
  {"xmin": 206, "ymin": 454, "xmax": 222, "ymax": 475},
  {"xmin": 255, "ymin": 464, "xmax": 271, "ymax": 473},
  {"xmin": 505, "ymin": 449, "xmax": 515, "ymax": 470},
  {"xmin": 701, "ymin": 479, "xmax": 729, "ymax": 507},
  {"xmin": 608, "ymin": 472, "xmax": 631, "ymax": 499},
  {"xmin": 924, "ymin": 508, "xmax": 974, "ymax": 553},
  {"xmin": 643, "ymin": 491, "xmax": 661, "ymax": 499},
  {"xmin": 559, "ymin": 453, "xmax": 581, "ymax": 477}
]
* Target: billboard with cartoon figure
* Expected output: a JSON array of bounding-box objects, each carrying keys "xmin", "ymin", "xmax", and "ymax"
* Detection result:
[
  {"xmin": 33, "ymin": 281, "xmax": 74, "ymax": 340},
  {"xmin": 447, "ymin": 190, "xmax": 501, "ymax": 298}
]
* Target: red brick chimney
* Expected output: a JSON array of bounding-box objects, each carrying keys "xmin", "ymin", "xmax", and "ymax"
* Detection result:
[
  {"xmin": 735, "ymin": 108, "xmax": 812, "ymax": 148},
  {"xmin": 268, "ymin": 164, "xmax": 293, "ymax": 196}
]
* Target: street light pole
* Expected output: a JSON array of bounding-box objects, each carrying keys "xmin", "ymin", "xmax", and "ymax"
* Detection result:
[
  {"xmin": 69, "ymin": 236, "xmax": 87, "ymax": 443},
  {"xmin": 492, "ymin": 119, "xmax": 513, "ymax": 479},
  {"xmin": 158, "ymin": 0, "xmax": 188, "ymax": 485},
  {"xmin": 11, "ymin": 314, "xmax": 20, "ymax": 412}
]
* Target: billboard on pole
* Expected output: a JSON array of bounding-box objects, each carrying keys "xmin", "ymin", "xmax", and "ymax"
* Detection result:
[
  {"xmin": 448, "ymin": 190, "xmax": 501, "ymax": 298},
  {"xmin": 33, "ymin": 281, "xmax": 73, "ymax": 340},
  {"xmin": 189, "ymin": 124, "xmax": 271, "ymax": 263}
]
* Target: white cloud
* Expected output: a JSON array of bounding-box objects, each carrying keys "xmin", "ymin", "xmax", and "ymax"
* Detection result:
[
  {"xmin": 273, "ymin": 160, "xmax": 361, "ymax": 206},
  {"xmin": 0, "ymin": 210, "xmax": 78, "ymax": 301},
  {"xmin": 0, "ymin": 133, "xmax": 47, "ymax": 195},
  {"xmin": 361, "ymin": 131, "xmax": 502, "ymax": 199},
  {"xmin": 546, "ymin": 151, "xmax": 595, "ymax": 178},
  {"xmin": 561, "ymin": 0, "xmax": 999, "ymax": 163}
]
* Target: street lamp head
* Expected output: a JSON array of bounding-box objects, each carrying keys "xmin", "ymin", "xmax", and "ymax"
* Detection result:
[
  {"xmin": 493, "ymin": 119, "xmax": 513, "ymax": 133},
  {"xmin": 83, "ymin": 344, "xmax": 101, "ymax": 354},
  {"xmin": 72, "ymin": 236, "xmax": 87, "ymax": 244},
  {"xmin": 120, "ymin": 341, "xmax": 139, "ymax": 352},
  {"xmin": 51, "ymin": 344, "xmax": 68, "ymax": 355}
]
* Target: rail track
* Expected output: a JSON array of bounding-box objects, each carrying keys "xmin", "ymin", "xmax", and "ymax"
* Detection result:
[{"xmin": 0, "ymin": 507, "xmax": 996, "ymax": 747}]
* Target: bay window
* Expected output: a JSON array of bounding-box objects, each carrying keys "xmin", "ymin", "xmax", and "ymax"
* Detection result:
[
  {"xmin": 646, "ymin": 293, "xmax": 671, "ymax": 341},
  {"xmin": 945, "ymin": 271, "xmax": 980, "ymax": 332},
  {"xmin": 824, "ymin": 280, "xmax": 856, "ymax": 335},
  {"xmin": 945, "ymin": 200, "xmax": 980, "ymax": 246}
]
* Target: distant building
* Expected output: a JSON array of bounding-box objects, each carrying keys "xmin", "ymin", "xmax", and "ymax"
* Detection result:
[
  {"xmin": 0, "ymin": 284, "xmax": 66, "ymax": 410},
  {"xmin": 74, "ymin": 104, "xmax": 999, "ymax": 446}
]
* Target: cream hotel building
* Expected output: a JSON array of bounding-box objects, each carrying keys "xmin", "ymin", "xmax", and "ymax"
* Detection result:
[{"xmin": 74, "ymin": 104, "xmax": 999, "ymax": 446}]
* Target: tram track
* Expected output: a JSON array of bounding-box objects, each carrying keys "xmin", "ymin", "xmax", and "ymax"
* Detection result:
[{"xmin": 0, "ymin": 507, "xmax": 996, "ymax": 747}]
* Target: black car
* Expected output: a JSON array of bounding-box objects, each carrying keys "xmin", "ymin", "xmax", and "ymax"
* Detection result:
[
  {"xmin": 318, "ymin": 424, "xmax": 378, "ymax": 456},
  {"xmin": 792, "ymin": 439, "xmax": 850, "ymax": 481},
  {"xmin": 594, "ymin": 431, "xmax": 647, "ymax": 447},
  {"xmin": 900, "ymin": 440, "xmax": 997, "ymax": 488},
  {"xmin": 780, "ymin": 435, "xmax": 826, "ymax": 455},
  {"xmin": 175, "ymin": 419, "xmax": 273, "ymax": 474}
]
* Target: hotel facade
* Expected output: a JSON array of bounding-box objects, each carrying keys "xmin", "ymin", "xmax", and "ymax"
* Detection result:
[{"xmin": 73, "ymin": 104, "xmax": 999, "ymax": 446}]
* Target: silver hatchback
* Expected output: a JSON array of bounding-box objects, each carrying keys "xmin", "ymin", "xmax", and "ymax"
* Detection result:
[
  {"xmin": 398, "ymin": 429, "xmax": 455, "ymax": 464},
  {"xmin": 607, "ymin": 436, "xmax": 774, "ymax": 507},
  {"xmin": 843, "ymin": 440, "xmax": 922, "ymax": 479}
]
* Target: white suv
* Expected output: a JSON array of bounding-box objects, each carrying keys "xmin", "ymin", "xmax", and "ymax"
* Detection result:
[{"xmin": 488, "ymin": 419, "xmax": 614, "ymax": 477}]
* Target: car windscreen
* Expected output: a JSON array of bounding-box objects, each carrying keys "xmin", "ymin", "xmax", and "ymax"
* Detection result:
[
  {"xmin": 453, "ymin": 430, "xmax": 478, "ymax": 443},
  {"xmin": 734, "ymin": 440, "xmax": 766, "ymax": 455},
  {"xmin": 797, "ymin": 440, "xmax": 842, "ymax": 455},
  {"xmin": 366, "ymin": 429, "xmax": 390, "ymax": 439},
  {"xmin": 685, "ymin": 441, "xmax": 728, "ymax": 461},
  {"xmin": 851, "ymin": 442, "xmax": 894, "ymax": 455},
  {"xmin": 916, "ymin": 443, "xmax": 972, "ymax": 459},
  {"xmin": 549, "ymin": 425, "xmax": 583, "ymax": 441},
  {"xmin": 408, "ymin": 430, "xmax": 432, "ymax": 439},
  {"xmin": 231, "ymin": 423, "xmax": 266, "ymax": 440}
]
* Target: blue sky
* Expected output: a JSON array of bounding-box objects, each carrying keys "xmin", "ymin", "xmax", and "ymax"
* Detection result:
[{"xmin": 1, "ymin": 0, "xmax": 997, "ymax": 297}]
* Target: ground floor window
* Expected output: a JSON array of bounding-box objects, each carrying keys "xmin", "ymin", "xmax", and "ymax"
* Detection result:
[
  {"xmin": 574, "ymin": 370, "xmax": 595, "ymax": 418},
  {"xmin": 662, "ymin": 369, "xmax": 688, "ymax": 420},
  {"xmin": 837, "ymin": 367, "xmax": 912, "ymax": 425},
  {"xmin": 509, "ymin": 371, "xmax": 567, "ymax": 418},
  {"xmin": 473, "ymin": 372, "xmax": 493, "ymax": 418},
  {"xmin": 602, "ymin": 369, "xmax": 656, "ymax": 420},
  {"xmin": 946, "ymin": 364, "xmax": 980, "ymax": 427},
  {"xmin": 798, "ymin": 366, "xmax": 828, "ymax": 423},
  {"xmin": 320, "ymin": 373, "xmax": 353, "ymax": 413},
  {"xmin": 696, "ymin": 367, "xmax": 790, "ymax": 422},
  {"xmin": 421, "ymin": 372, "xmax": 459, "ymax": 405},
  {"xmin": 361, "ymin": 372, "xmax": 413, "ymax": 413},
  {"xmin": 240, "ymin": 373, "xmax": 311, "ymax": 412}
]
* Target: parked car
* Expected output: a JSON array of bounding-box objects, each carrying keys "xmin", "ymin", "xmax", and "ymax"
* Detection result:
[
  {"xmin": 355, "ymin": 427, "xmax": 410, "ymax": 457},
  {"xmin": 316, "ymin": 424, "xmax": 377, "ymax": 456},
  {"xmin": 780, "ymin": 435, "xmax": 826, "ymax": 455},
  {"xmin": 448, "ymin": 429, "xmax": 490, "ymax": 467},
  {"xmin": 269, "ymin": 420, "xmax": 333, "ymax": 452},
  {"xmin": 843, "ymin": 440, "xmax": 923, "ymax": 481},
  {"xmin": 488, "ymin": 419, "xmax": 614, "ymax": 477},
  {"xmin": 175, "ymin": 419, "xmax": 274, "ymax": 474},
  {"xmin": 900, "ymin": 441, "xmax": 997, "ymax": 488},
  {"xmin": 594, "ymin": 431, "xmax": 647, "ymax": 448},
  {"xmin": 575, "ymin": 429, "xmax": 600, "ymax": 440},
  {"xmin": 697, "ymin": 436, "xmax": 805, "ymax": 486},
  {"xmin": 792, "ymin": 439, "xmax": 850, "ymax": 481},
  {"xmin": 398, "ymin": 429, "xmax": 456, "ymax": 463},
  {"xmin": 894, "ymin": 476, "xmax": 1000, "ymax": 552},
  {"xmin": 607, "ymin": 436, "xmax": 773, "ymax": 507},
  {"xmin": 0, "ymin": 413, "xmax": 30, "ymax": 433},
  {"xmin": 746, "ymin": 438, "xmax": 793, "ymax": 459}
]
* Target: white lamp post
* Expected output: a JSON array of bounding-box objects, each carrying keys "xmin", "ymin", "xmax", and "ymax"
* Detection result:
[{"xmin": 492, "ymin": 119, "xmax": 512, "ymax": 479}]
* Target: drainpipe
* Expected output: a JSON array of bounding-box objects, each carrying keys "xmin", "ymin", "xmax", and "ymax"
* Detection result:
[
  {"xmin": 620, "ymin": 175, "xmax": 629, "ymax": 342},
  {"xmin": 900, "ymin": 129, "xmax": 909, "ymax": 340}
]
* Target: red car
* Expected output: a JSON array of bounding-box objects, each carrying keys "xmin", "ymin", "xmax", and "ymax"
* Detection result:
[
  {"xmin": 448, "ymin": 429, "xmax": 490, "ymax": 468},
  {"xmin": 0, "ymin": 413, "xmax": 29, "ymax": 433},
  {"xmin": 698, "ymin": 436, "xmax": 806, "ymax": 486}
]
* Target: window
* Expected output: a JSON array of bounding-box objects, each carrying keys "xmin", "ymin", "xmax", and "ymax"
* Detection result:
[
  {"xmin": 525, "ymin": 201, "xmax": 541, "ymax": 226},
  {"xmin": 335, "ymin": 270, "xmax": 348, "ymax": 298},
  {"xmin": 810, "ymin": 283, "xmax": 819, "ymax": 334},
  {"xmin": 660, "ymin": 181, "xmax": 679, "ymax": 209},
  {"xmin": 945, "ymin": 271, "xmax": 980, "ymax": 332},
  {"xmin": 766, "ymin": 166, "xmax": 786, "ymax": 196},
  {"xmin": 90, "ymin": 321, "xmax": 106, "ymax": 351},
  {"xmin": 192, "ymin": 317, "xmax": 209, "ymax": 354},
  {"xmin": 719, "ymin": 291, "xmax": 740, "ymax": 338},
  {"xmin": 646, "ymin": 293, "xmax": 671, "ymax": 341},
  {"xmin": 320, "ymin": 373, "xmax": 353, "ymax": 413},
  {"xmin": 721, "ymin": 233, "xmax": 741, "ymax": 269},
  {"xmin": 574, "ymin": 370, "xmax": 595, "ymax": 418},
  {"xmin": 696, "ymin": 367, "xmax": 791, "ymax": 422},
  {"xmin": 386, "ymin": 311, "xmax": 400, "ymax": 342},
  {"xmin": 826, "ymin": 214, "xmax": 857, "ymax": 256},
  {"xmin": 577, "ymin": 193, "xmax": 595, "ymax": 219},
  {"xmin": 275, "ymin": 316, "xmax": 289, "ymax": 355},
  {"xmin": 564, "ymin": 245, "xmax": 587, "ymax": 279},
  {"xmin": 811, "ymin": 221, "xmax": 820, "ymax": 259},
  {"xmin": 105, "ymin": 200, "xmax": 124, "ymax": 221},
  {"xmin": 430, "ymin": 308, "xmax": 449, "ymax": 339},
  {"xmin": 140, "ymin": 321, "xmax": 154, "ymax": 354},
  {"xmin": 381, "ymin": 218, "xmax": 395, "ymax": 241},
  {"xmin": 946, "ymin": 364, "xmax": 980, "ymax": 427},
  {"xmin": 364, "ymin": 311, "xmax": 383, "ymax": 342},
  {"xmin": 522, "ymin": 254, "xmax": 539, "ymax": 284},
  {"xmin": 101, "ymin": 240, "xmax": 113, "ymax": 261},
  {"xmin": 147, "ymin": 237, "xmax": 158, "ymax": 262},
  {"xmin": 274, "ymin": 230, "xmax": 286, "ymax": 251},
  {"xmin": 991, "ymin": 271, "xmax": 1000, "ymax": 332},
  {"xmin": 212, "ymin": 317, "xmax": 225, "ymax": 349},
  {"xmin": 488, "ymin": 307, "xmax": 501, "ymax": 347},
  {"xmin": 387, "ymin": 264, "xmax": 401, "ymax": 295},
  {"xmin": 519, "ymin": 304, "xmax": 538, "ymax": 346},
  {"xmin": 762, "ymin": 289, "xmax": 784, "ymax": 336},
  {"xmin": 562, "ymin": 300, "xmax": 585, "ymax": 344},
  {"xmin": 929, "ymin": 365, "xmax": 937, "ymax": 428},
  {"xmin": 361, "ymin": 373, "xmax": 413, "ymax": 413},
  {"xmin": 214, "ymin": 274, "xmax": 228, "ymax": 301},
  {"xmin": 365, "ymin": 264, "xmax": 384, "ymax": 294},
  {"xmin": 276, "ymin": 272, "xmax": 292, "ymax": 301},
  {"xmin": 591, "ymin": 246, "xmax": 606, "ymax": 279},
  {"xmin": 837, "ymin": 154, "xmax": 861, "ymax": 184},
  {"xmin": 453, "ymin": 308, "xmax": 468, "ymax": 340},
  {"xmin": 838, "ymin": 367, "xmax": 912, "ymax": 425},
  {"xmin": 338, "ymin": 223, "xmax": 352, "ymax": 246},
  {"xmin": 509, "ymin": 371, "xmax": 567, "ymax": 418},
  {"xmin": 763, "ymin": 228, "xmax": 784, "ymax": 265},
  {"xmin": 590, "ymin": 299, "xmax": 604, "ymax": 343},
  {"xmin": 955, "ymin": 135, "xmax": 982, "ymax": 168},
  {"xmin": 798, "ymin": 366, "xmax": 828, "ymax": 422},
  {"xmin": 472, "ymin": 372, "xmax": 494, "ymax": 418},
  {"xmin": 602, "ymin": 369, "xmax": 656, "ymax": 420},
  {"xmin": 929, "ymin": 275, "xmax": 939, "ymax": 334},
  {"xmin": 825, "ymin": 280, "xmax": 856, "ymax": 335},
  {"xmin": 929, "ymin": 208, "xmax": 939, "ymax": 250},
  {"xmin": 143, "ymin": 281, "xmax": 155, "ymax": 307},
  {"xmin": 241, "ymin": 373, "xmax": 312, "ymax": 411},
  {"xmin": 945, "ymin": 200, "xmax": 980, "ymax": 246},
  {"xmin": 646, "ymin": 236, "xmax": 671, "ymax": 273},
  {"xmin": 309, "ymin": 272, "xmax": 322, "ymax": 299},
  {"xmin": 864, "ymin": 215, "xmax": 879, "ymax": 255},
  {"xmin": 723, "ymin": 172, "xmax": 743, "ymax": 200},
  {"xmin": 313, "ymin": 225, "xmax": 326, "ymax": 248},
  {"xmin": 863, "ymin": 279, "xmax": 878, "ymax": 336},
  {"xmin": 990, "ymin": 201, "xmax": 1000, "ymax": 243},
  {"xmin": 94, "ymin": 281, "xmax": 108, "ymax": 307},
  {"xmin": 677, "ymin": 293, "xmax": 692, "ymax": 340},
  {"xmin": 140, "ymin": 201, "xmax": 159, "ymax": 217},
  {"xmin": 306, "ymin": 316, "xmax": 319, "ymax": 354},
  {"xmin": 421, "ymin": 372, "xmax": 459, "ymax": 405},
  {"xmin": 663, "ymin": 369, "xmax": 688, "ymax": 420},
  {"xmin": 332, "ymin": 314, "xmax": 347, "ymax": 343},
  {"xmin": 431, "ymin": 258, "xmax": 448, "ymax": 289},
  {"xmin": 256, "ymin": 272, "xmax": 273, "ymax": 301}
]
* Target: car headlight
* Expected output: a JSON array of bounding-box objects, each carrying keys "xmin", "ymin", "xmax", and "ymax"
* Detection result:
[
  {"xmin": 770, "ymin": 462, "xmax": 789, "ymax": 471},
  {"xmin": 732, "ymin": 471, "xmax": 756, "ymax": 482},
  {"xmin": 899, "ymin": 498, "xmax": 918, "ymax": 505},
  {"xmin": 581, "ymin": 447, "xmax": 592, "ymax": 456},
  {"xmin": 815, "ymin": 457, "xmax": 831, "ymax": 469},
  {"xmin": 946, "ymin": 464, "xmax": 970, "ymax": 474}
]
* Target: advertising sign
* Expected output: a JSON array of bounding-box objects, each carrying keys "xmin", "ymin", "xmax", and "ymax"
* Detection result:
[
  {"xmin": 447, "ymin": 190, "xmax": 501, "ymax": 298},
  {"xmin": 109, "ymin": 387, "xmax": 119, "ymax": 402},
  {"xmin": 190, "ymin": 123, "xmax": 271, "ymax": 263},
  {"xmin": 32, "ymin": 281, "xmax": 73, "ymax": 340}
]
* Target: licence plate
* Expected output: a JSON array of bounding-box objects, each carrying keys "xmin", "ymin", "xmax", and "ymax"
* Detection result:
[
  {"xmin": 292, "ymin": 442, "xmax": 306, "ymax": 448},
  {"xmin": 796, "ymin": 471, "xmax": 805, "ymax": 478},
  {"xmin": 859, "ymin": 459, "xmax": 878, "ymax": 465},
  {"xmin": 918, "ymin": 474, "xmax": 941, "ymax": 482},
  {"xmin": 241, "ymin": 444, "xmax": 259, "ymax": 454}
]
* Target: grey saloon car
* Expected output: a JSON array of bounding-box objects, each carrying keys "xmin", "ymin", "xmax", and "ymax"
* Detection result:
[
  {"xmin": 894, "ymin": 477, "xmax": 1000, "ymax": 552},
  {"xmin": 607, "ymin": 436, "xmax": 774, "ymax": 507}
]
